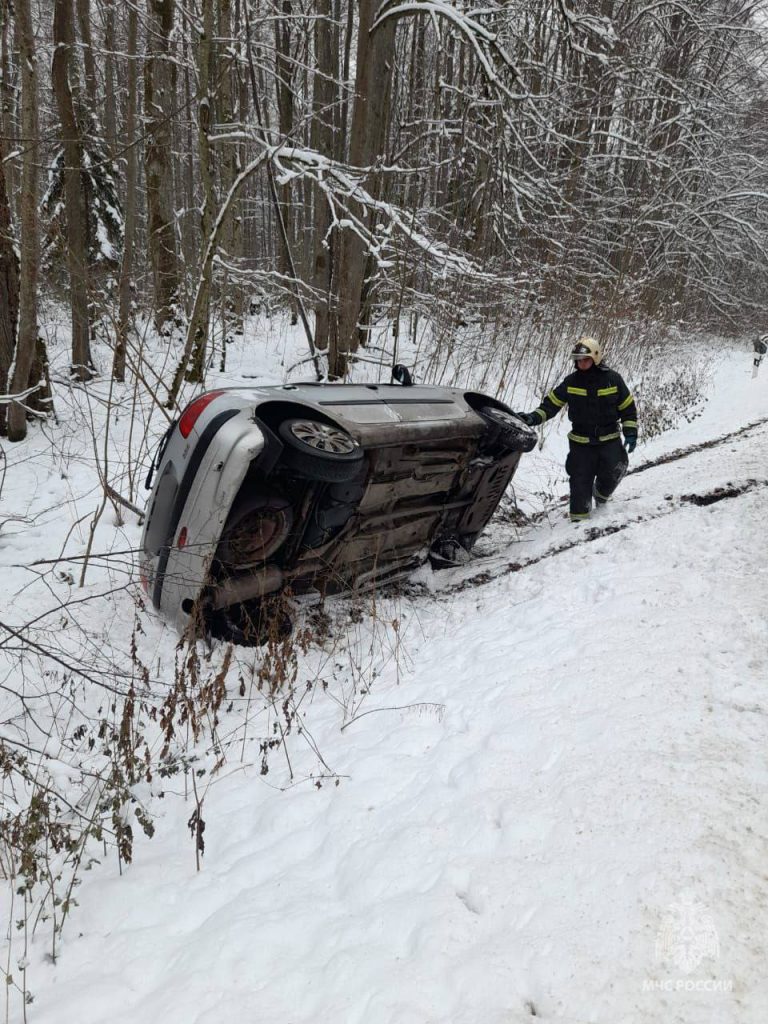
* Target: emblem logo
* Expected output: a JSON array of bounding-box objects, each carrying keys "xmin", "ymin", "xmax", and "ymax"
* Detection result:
[{"xmin": 655, "ymin": 891, "xmax": 720, "ymax": 974}]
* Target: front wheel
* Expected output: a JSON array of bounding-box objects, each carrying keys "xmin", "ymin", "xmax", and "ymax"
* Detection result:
[
  {"xmin": 278, "ymin": 418, "xmax": 365, "ymax": 482},
  {"xmin": 477, "ymin": 405, "xmax": 537, "ymax": 453}
]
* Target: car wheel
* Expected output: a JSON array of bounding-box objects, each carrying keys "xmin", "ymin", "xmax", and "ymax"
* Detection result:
[
  {"xmin": 210, "ymin": 598, "xmax": 294, "ymax": 647},
  {"xmin": 278, "ymin": 418, "xmax": 365, "ymax": 482},
  {"xmin": 218, "ymin": 494, "xmax": 293, "ymax": 567},
  {"xmin": 477, "ymin": 405, "xmax": 537, "ymax": 453}
]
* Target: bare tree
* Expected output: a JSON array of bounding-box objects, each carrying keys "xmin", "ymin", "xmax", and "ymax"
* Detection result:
[
  {"xmin": 310, "ymin": 0, "xmax": 336, "ymax": 353},
  {"xmin": 76, "ymin": 0, "xmax": 98, "ymax": 109},
  {"xmin": 0, "ymin": 0, "xmax": 16, "ymax": 212},
  {"xmin": 101, "ymin": 0, "xmax": 119, "ymax": 159},
  {"xmin": 218, "ymin": 0, "xmax": 244, "ymax": 340},
  {"xmin": 0, "ymin": 113, "xmax": 17, "ymax": 436},
  {"xmin": 6, "ymin": 0, "xmax": 39, "ymax": 440},
  {"xmin": 145, "ymin": 0, "xmax": 180, "ymax": 332},
  {"xmin": 331, "ymin": 0, "xmax": 396, "ymax": 377},
  {"xmin": 273, "ymin": 0, "xmax": 295, "ymax": 283},
  {"xmin": 115, "ymin": 1, "xmax": 139, "ymax": 381},
  {"xmin": 51, "ymin": 0, "xmax": 93, "ymax": 382},
  {"xmin": 187, "ymin": 0, "xmax": 216, "ymax": 380}
]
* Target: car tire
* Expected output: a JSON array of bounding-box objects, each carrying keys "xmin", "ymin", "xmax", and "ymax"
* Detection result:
[
  {"xmin": 278, "ymin": 418, "xmax": 365, "ymax": 482},
  {"xmin": 477, "ymin": 405, "xmax": 537, "ymax": 453},
  {"xmin": 218, "ymin": 493, "xmax": 293, "ymax": 567},
  {"xmin": 210, "ymin": 598, "xmax": 294, "ymax": 647}
]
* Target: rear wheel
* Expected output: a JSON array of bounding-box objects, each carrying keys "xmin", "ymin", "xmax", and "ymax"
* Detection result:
[
  {"xmin": 209, "ymin": 597, "xmax": 294, "ymax": 647},
  {"xmin": 218, "ymin": 494, "xmax": 293, "ymax": 567},
  {"xmin": 477, "ymin": 405, "xmax": 537, "ymax": 453},
  {"xmin": 278, "ymin": 418, "xmax": 365, "ymax": 482}
]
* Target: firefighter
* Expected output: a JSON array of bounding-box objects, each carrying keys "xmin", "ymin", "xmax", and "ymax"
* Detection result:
[
  {"xmin": 518, "ymin": 338, "xmax": 638, "ymax": 522},
  {"xmin": 753, "ymin": 336, "xmax": 767, "ymax": 370}
]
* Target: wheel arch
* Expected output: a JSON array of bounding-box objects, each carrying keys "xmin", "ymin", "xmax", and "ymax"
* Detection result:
[
  {"xmin": 254, "ymin": 400, "xmax": 345, "ymax": 434},
  {"xmin": 462, "ymin": 391, "xmax": 516, "ymax": 418}
]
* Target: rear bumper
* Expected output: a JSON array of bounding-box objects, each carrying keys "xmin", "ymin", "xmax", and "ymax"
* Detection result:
[{"xmin": 149, "ymin": 415, "xmax": 267, "ymax": 630}]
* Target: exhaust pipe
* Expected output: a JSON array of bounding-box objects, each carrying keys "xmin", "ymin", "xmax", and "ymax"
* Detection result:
[{"xmin": 209, "ymin": 565, "xmax": 283, "ymax": 609}]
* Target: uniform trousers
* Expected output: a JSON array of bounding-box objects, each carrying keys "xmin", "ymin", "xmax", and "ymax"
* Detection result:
[{"xmin": 565, "ymin": 438, "xmax": 628, "ymax": 518}]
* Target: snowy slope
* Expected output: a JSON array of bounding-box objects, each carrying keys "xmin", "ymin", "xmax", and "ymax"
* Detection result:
[{"xmin": 1, "ymin": 330, "xmax": 767, "ymax": 1024}]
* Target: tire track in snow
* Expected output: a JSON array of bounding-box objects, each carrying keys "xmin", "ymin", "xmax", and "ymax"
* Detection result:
[
  {"xmin": 421, "ymin": 415, "xmax": 768, "ymax": 597},
  {"xmin": 520, "ymin": 414, "xmax": 768, "ymax": 525},
  {"xmin": 412, "ymin": 477, "xmax": 768, "ymax": 598},
  {"xmin": 627, "ymin": 414, "xmax": 768, "ymax": 476}
]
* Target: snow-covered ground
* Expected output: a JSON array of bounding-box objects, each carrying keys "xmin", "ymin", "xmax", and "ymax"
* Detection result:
[{"xmin": 1, "ymin": 320, "xmax": 767, "ymax": 1024}]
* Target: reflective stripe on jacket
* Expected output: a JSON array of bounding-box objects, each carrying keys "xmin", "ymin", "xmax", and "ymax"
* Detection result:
[{"xmin": 532, "ymin": 364, "xmax": 638, "ymax": 444}]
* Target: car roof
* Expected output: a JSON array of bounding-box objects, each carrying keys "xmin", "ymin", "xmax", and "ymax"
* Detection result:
[
  {"xmin": 203, "ymin": 382, "xmax": 477, "ymax": 431},
  {"xmin": 221, "ymin": 381, "xmax": 462, "ymax": 401}
]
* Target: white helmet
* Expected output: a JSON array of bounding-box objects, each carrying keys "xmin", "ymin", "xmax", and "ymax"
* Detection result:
[{"xmin": 571, "ymin": 336, "xmax": 601, "ymax": 365}]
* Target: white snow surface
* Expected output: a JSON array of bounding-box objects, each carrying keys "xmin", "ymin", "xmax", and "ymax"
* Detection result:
[{"xmin": 1, "ymin": 319, "xmax": 767, "ymax": 1023}]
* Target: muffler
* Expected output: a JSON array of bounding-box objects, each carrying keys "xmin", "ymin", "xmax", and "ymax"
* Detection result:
[{"xmin": 209, "ymin": 565, "xmax": 283, "ymax": 609}]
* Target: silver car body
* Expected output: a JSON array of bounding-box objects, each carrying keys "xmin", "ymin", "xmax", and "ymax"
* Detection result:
[{"xmin": 140, "ymin": 382, "xmax": 535, "ymax": 639}]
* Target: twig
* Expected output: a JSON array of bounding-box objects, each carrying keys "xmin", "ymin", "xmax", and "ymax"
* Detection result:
[
  {"xmin": 340, "ymin": 701, "xmax": 445, "ymax": 732},
  {"xmin": 105, "ymin": 485, "xmax": 144, "ymax": 519}
]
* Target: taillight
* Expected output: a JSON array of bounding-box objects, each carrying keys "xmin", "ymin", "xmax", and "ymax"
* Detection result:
[
  {"xmin": 139, "ymin": 559, "xmax": 151, "ymax": 593},
  {"xmin": 177, "ymin": 527, "xmax": 188, "ymax": 549},
  {"xmin": 178, "ymin": 391, "xmax": 224, "ymax": 438}
]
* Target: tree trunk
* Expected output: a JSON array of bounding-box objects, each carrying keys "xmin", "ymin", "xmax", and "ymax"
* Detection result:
[
  {"xmin": 331, "ymin": 0, "xmax": 396, "ymax": 378},
  {"xmin": 76, "ymin": 0, "xmax": 98, "ymax": 110},
  {"xmin": 273, "ymin": 0, "xmax": 294, "ymax": 285},
  {"xmin": 310, "ymin": 0, "xmax": 335, "ymax": 352},
  {"xmin": 27, "ymin": 336, "xmax": 53, "ymax": 417},
  {"xmin": 144, "ymin": 0, "xmax": 179, "ymax": 332},
  {"xmin": 188, "ymin": 0, "xmax": 216, "ymax": 381},
  {"xmin": 101, "ymin": 0, "xmax": 118, "ymax": 158},
  {"xmin": 7, "ymin": 0, "xmax": 39, "ymax": 440},
  {"xmin": 338, "ymin": 0, "xmax": 354, "ymax": 162},
  {"xmin": 218, "ymin": 0, "xmax": 243, "ymax": 337},
  {"xmin": 0, "ymin": 0, "xmax": 16, "ymax": 217},
  {"xmin": 0, "ymin": 132, "xmax": 17, "ymax": 436},
  {"xmin": 52, "ymin": 0, "xmax": 93, "ymax": 382},
  {"xmin": 181, "ymin": 30, "xmax": 197, "ymax": 290},
  {"xmin": 115, "ymin": 1, "xmax": 138, "ymax": 381}
]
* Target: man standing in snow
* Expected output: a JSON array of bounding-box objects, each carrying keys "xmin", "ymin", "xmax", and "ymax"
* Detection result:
[
  {"xmin": 753, "ymin": 336, "xmax": 767, "ymax": 375},
  {"xmin": 517, "ymin": 337, "xmax": 638, "ymax": 522}
]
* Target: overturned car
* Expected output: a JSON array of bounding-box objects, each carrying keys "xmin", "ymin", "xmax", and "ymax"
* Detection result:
[{"xmin": 139, "ymin": 372, "xmax": 536, "ymax": 643}]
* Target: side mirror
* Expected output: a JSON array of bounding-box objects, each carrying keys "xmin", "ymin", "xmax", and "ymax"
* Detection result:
[{"xmin": 392, "ymin": 363, "xmax": 414, "ymax": 386}]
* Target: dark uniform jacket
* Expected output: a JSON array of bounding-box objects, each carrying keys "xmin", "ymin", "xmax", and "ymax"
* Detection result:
[{"xmin": 531, "ymin": 363, "xmax": 638, "ymax": 445}]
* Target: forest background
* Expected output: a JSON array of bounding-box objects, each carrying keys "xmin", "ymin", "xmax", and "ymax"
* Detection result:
[{"xmin": 1, "ymin": 0, "xmax": 768, "ymax": 432}]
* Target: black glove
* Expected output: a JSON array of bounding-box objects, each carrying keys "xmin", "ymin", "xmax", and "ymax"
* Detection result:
[
  {"xmin": 517, "ymin": 412, "xmax": 538, "ymax": 427},
  {"xmin": 624, "ymin": 431, "xmax": 637, "ymax": 453}
]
